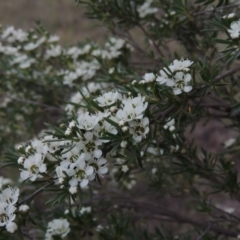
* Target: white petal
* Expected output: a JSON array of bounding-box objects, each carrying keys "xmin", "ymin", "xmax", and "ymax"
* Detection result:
[
  {"xmin": 6, "ymin": 222, "xmax": 18, "ymax": 233},
  {"xmin": 30, "ymin": 175, "xmax": 38, "ymax": 181},
  {"xmin": 183, "ymin": 86, "xmax": 192, "ymax": 92},
  {"xmin": 39, "ymin": 164, "xmax": 47, "ymax": 173},
  {"xmin": 98, "ymin": 158, "xmax": 107, "ymax": 165},
  {"xmin": 94, "ymin": 149, "xmax": 102, "ymax": 158},
  {"xmin": 166, "ymin": 79, "xmax": 175, "ymax": 87},
  {"xmin": 184, "ymin": 73, "xmax": 191, "ymax": 82},
  {"xmin": 86, "ymin": 166, "xmax": 94, "ymax": 176},
  {"xmin": 69, "ymin": 178, "xmax": 78, "ymax": 186},
  {"xmin": 99, "ymin": 167, "xmax": 108, "ymax": 174},
  {"xmin": 80, "ymin": 179, "xmax": 89, "ymax": 188},
  {"xmin": 20, "ymin": 171, "xmax": 30, "ymax": 180},
  {"xmin": 173, "ymin": 88, "xmax": 181, "ymax": 95}
]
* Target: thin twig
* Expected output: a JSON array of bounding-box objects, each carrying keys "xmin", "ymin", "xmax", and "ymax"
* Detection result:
[
  {"xmin": 214, "ymin": 65, "xmax": 240, "ymax": 83},
  {"xmin": 19, "ymin": 181, "xmax": 54, "ymax": 205},
  {"xmin": 137, "ymin": 24, "xmax": 164, "ymax": 59},
  {"xmin": 197, "ymin": 222, "xmax": 212, "ymax": 240}
]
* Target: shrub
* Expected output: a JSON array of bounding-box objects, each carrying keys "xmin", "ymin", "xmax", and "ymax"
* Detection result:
[{"xmin": 1, "ymin": 0, "xmax": 240, "ymax": 239}]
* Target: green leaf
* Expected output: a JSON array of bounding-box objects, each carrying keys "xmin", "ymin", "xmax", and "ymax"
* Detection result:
[
  {"xmin": 213, "ymin": 38, "xmax": 232, "ymax": 45},
  {"xmin": 230, "ymin": 103, "xmax": 240, "ymax": 116}
]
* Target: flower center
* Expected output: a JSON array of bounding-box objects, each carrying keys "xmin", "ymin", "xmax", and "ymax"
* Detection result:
[
  {"xmin": 85, "ymin": 141, "xmax": 95, "ymax": 152},
  {"xmin": 89, "ymin": 162, "xmax": 99, "ymax": 171},
  {"xmin": 0, "ymin": 213, "xmax": 9, "ymax": 224},
  {"xmin": 75, "ymin": 170, "xmax": 85, "ymax": 180},
  {"xmin": 30, "ymin": 165, "xmax": 39, "ymax": 174}
]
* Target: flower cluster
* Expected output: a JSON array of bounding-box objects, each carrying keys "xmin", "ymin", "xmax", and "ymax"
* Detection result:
[
  {"xmin": 0, "ymin": 25, "xmax": 132, "ymax": 153},
  {"xmin": 17, "ymin": 91, "xmax": 149, "ymax": 193},
  {"xmin": 45, "ymin": 218, "xmax": 70, "ymax": 240},
  {"xmin": 156, "ymin": 58, "xmax": 194, "ymax": 95},
  {"xmin": 0, "ymin": 187, "xmax": 20, "ymax": 233}
]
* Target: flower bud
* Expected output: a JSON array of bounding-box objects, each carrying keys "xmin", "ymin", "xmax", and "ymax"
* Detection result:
[
  {"xmin": 19, "ymin": 204, "xmax": 29, "ymax": 213},
  {"xmin": 17, "ymin": 156, "xmax": 25, "ymax": 165},
  {"xmin": 121, "ymin": 140, "xmax": 127, "ymax": 148}
]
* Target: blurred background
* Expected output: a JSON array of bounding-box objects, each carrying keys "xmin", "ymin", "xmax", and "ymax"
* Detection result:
[{"xmin": 0, "ymin": 0, "xmax": 106, "ymax": 45}]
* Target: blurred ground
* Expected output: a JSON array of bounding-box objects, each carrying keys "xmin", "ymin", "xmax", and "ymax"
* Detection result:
[{"xmin": 0, "ymin": 0, "xmax": 106, "ymax": 44}]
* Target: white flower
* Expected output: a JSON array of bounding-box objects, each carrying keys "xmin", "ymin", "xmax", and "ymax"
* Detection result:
[
  {"xmin": 63, "ymin": 71, "xmax": 78, "ymax": 85},
  {"xmin": 139, "ymin": 80, "xmax": 146, "ymax": 84},
  {"xmin": 96, "ymin": 225, "xmax": 103, "ymax": 232},
  {"xmin": 223, "ymin": 13, "xmax": 235, "ymax": 19},
  {"xmin": 120, "ymin": 141, "xmax": 127, "ymax": 148},
  {"xmin": 0, "ymin": 187, "xmax": 19, "ymax": 205},
  {"xmin": 170, "ymin": 59, "xmax": 193, "ymax": 72},
  {"xmin": 116, "ymin": 95, "xmax": 148, "ymax": 122},
  {"xmin": 31, "ymin": 139, "xmax": 48, "ymax": 155},
  {"xmin": 157, "ymin": 59, "xmax": 193, "ymax": 93},
  {"xmin": 122, "ymin": 126, "xmax": 128, "ymax": 132},
  {"xmin": 172, "ymin": 72, "xmax": 192, "ymax": 95},
  {"xmin": 93, "ymin": 120, "xmax": 118, "ymax": 143},
  {"xmin": 156, "ymin": 68, "xmax": 173, "ymax": 85},
  {"xmin": 19, "ymin": 58, "xmax": 36, "ymax": 69},
  {"xmin": 152, "ymin": 168, "xmax": 157, "ymax": 174},
  {"xmin": 60, "ymin": 143, "xmax": 80, "ymax": 165},
  {"xmin": 12, "ymin": 29, "xmax": 28, "ymax": 42},
  {"xmin": 1, "ymin": 26, "xmax": 15, "ymax": 39},
  {"xmin": 69, "ymin": 121, "xmax": 76, "ymax": 128},
  {"xmin": 77, "ymin": 112, "xmax": 100, "ymax": 131},
  {"xmin": 79, "ymin": 206, "xmax": 91, "ymax": 215},
  {"xmin": 45, "ymin": 45, "xmax": 61, "ymax": 59},
  {"xmin": 6, "ymin": 222, "xmax": 18, "ymax": 233},
  {"xmin": 20, "ymin": 153, "xmax": 46, "ymax": 181},
  {"xmin": 88, "ymin": 157, "xmax": 108, "ymax": 180},
  {"xmin": 10, "ymin": 53, "xmax": 28, "ymax": 65},
  {"xmin": 129, "ymin": 117, "xmax": 149, "ymax": 143},
  {"xmin": 144, "ymin": 73, "xmax": 155, "ymax": 82},
  {"xmin": 79, "ymin": 132, "xmax": 103, "ymax": 159},
  {"xmin": 119, "ymin": 120, "xmax": 125, "ymax": 126},
  {"xmin": 64, "ymin": 209, "xmax": 69, "ymax": 215},
  {"xmin": 68, "ymin": 157, "xmax": 94, "ymax": 188},
  {"xmin": 65, "ymin": 128, "xmax": 72, "ymax": 136},
  {"xmin": 42, "ymin": 135, "xmax": 61, "ymax": 154},
  {"xmin": 224, "ymin": 138, "xmax": 236, "ymax": 148},
  {"xmin": 109, "ymin": 67, "xmax": 115, "ymax": 74},
  {"xmin": 95, "ymin": 91, "xmax": 119, "ymax": 107},
  {"xmin": 228, "ymin": 20, "xmax": 240, "ymax": 39},
  {"xmin": 3, "ymin": 46, "xmax": 19, "ymax": 55},
  {"xmin": 0, "ymin": 203, "xmax": 16, "ymax": 227},
  {"xmin": 122, "ymin": 165, "xmax": 129, "ymax": 173},
  {"xmin": 147, "ymin": 146, "xmax": 164, "ymax": 156},
  {"xmin": 69, "ymin": 186, "xmax": 77, "ymax": 194},
  {"xmin": 48, "ymin": 35, "xmax": 60, "ymax": 43},
  {"xmin": 24, "ymin": 37, "xmax": 45, "ymax": 51},
  {"xmin": 46, "ymin": 218, "xmax": 70, "ymax": 239},
  {"xmin": 137, "ymin": 0, "xmax": 158, "ymax": 18},
  {"xmin": 108, "ymin": 37, "xmax": 126, "ymax": 49}
]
